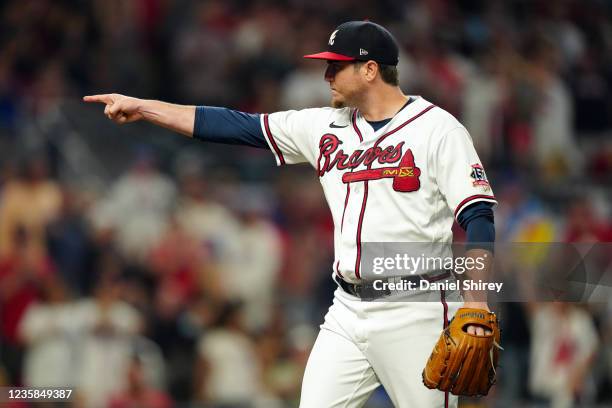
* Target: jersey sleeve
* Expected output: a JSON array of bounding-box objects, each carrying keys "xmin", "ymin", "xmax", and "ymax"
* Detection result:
[
  {"xmin": 433, "ymin": 126, "xmax": 497, "ymax": 220},
  {"xmin": 261, "ymin": 109, "xmax": 320, "ymax": 166}
]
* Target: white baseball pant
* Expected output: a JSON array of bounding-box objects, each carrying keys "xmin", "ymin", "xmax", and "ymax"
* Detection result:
[{"xmin": 300, "ymin": 287, "xmax": 461, "ymax": 408}]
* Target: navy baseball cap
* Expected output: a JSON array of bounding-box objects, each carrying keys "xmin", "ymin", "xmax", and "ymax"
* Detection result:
[{"xmin": 304, "ymin": 21, "xmax": 399, "ymax": 66}]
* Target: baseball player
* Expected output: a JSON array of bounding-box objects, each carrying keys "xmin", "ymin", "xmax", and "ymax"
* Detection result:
[{"xmin": 85, "ymin": 21, "xmax": 499, "ymax": 408}]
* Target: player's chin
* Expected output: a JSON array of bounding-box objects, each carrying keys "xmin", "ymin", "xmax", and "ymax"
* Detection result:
[{"xmin": 331, "ymin": 96, "xmax": 345, "ymax": 109}]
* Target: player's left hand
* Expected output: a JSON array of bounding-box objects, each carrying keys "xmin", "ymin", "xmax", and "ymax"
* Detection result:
[
  {"xmin": 463, "ymin": 301, "xmax": 493, "ymax": 336},
  {"xmin": 423, "ymin": 306, "xmax": 501, "ymax": 396}
]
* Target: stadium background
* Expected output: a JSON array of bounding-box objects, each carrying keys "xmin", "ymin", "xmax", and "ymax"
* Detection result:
[{"xmin": 0, "ymin": 0, "xmax": 611, "ymax": 407}]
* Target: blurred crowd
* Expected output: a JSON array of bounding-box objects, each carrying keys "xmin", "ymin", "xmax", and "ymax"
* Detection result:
[{"xmin": 1, "ymin": 0, "xmax": 612, "ymax": 407}]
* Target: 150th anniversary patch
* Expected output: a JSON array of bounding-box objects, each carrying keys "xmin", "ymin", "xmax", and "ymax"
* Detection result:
[{"xmin": 470, "ymin": 163, "xmax": 491, "ymax": 191}]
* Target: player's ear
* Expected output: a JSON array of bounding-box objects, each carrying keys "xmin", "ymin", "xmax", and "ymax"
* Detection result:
[{"xmin": 362, "ymin": 61, "xmax": 379, "ymax": 83}]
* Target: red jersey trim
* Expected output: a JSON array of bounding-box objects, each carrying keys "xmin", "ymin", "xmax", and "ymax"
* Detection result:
[
  {"xmin": 351, "ymin": 114, "xmax": 366, "ymax": 279},
  {"xmin": 355, "ymin": 181, "xmax": 369, "ymax": 279},
  {"xmin": 454, "ymin": 194, "xmax": 497, "ymax": 219},
  {"xmin": 374, "ymin": 104, "xmax": 436, "ymax": 147},
  {"xmin": 340, "ymin": 184, "xmax": 350, "ymax": 232},
  {"xmin": 263, "ymin": 114, "xmax": 286, "ymax": 165},
  {"xmin": 335, "ymin": 260, "xmax": 344, "ymax": 279},
  {"xmin": 351, "ymin": 109, "xmax": 364, "ymax": 142}
]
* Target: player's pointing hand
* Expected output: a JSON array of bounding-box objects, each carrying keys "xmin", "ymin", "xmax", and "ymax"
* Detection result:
[{"xmin": 83, "ymin": 93, "xmax": 144, "ymax": 124}]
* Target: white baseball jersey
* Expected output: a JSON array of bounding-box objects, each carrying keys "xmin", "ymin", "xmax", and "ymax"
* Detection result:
[{"xmin": 260, "ymin": 96, "xmax": 497, "ymax": 283}]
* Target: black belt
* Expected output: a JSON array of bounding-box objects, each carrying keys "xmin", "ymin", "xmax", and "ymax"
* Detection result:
[{"xmin": 334, "ymin": 271, "xmax": 452, "ymax": 300}]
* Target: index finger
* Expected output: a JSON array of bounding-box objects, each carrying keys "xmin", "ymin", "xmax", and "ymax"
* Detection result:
[{"xmin": 83, "ymin": 94, "xmax": 113, "ymax": 104}]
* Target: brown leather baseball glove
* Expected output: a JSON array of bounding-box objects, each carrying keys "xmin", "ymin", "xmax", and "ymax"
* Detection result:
[{"xmin": 422, "ymin": 307, "xmax": 501, "ymax": 397}]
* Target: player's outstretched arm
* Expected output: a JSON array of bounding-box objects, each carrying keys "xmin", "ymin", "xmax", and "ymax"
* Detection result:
[{"xmin": 83, "ymin": 94, "xmax": 196, "ymax": 137}]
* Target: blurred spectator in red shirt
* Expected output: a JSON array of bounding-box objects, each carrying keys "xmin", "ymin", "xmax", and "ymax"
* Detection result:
[
  {"xmin": 0, "ymin": 224, "xmax": 54, "ymax": 385},
  {"xmin": 563, "ymin": 198, "xmax": 612, "ymax": 242},
  {"xmin": 108, "ymin": 356, "xmax": 173, "ymax": 408}
]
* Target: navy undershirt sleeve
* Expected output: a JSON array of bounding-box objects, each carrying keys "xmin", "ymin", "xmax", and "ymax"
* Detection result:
[
  {"xmin": 193, "ymin": 106, "xmax": 268, "ymax": 148},
  {"xmin": 457, "ymin": 202, "xmax": 495, "ymax": 251}
]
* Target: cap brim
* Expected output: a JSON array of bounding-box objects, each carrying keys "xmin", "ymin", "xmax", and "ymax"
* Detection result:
[{"xmin": 303, "ymin": 51, "xmax": 356, "ymax": 61}]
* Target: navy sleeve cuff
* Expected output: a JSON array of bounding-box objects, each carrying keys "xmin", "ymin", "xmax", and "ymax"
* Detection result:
[
  {"xmin": 458, "ymin": 202, "xmax": 495, "ymax": 252},
  {"xmin": 193, "ymin": 106, "xmax": 268, "ymax": 149}
]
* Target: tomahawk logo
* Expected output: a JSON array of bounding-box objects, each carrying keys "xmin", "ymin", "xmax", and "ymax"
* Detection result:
[
  {"xmin": 329, "ymin": 30, "xmax": 339, "ymax": 46},
  {"xmin": 342, "ymin": 149, "xmax": 422, "ymax": 193}
]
